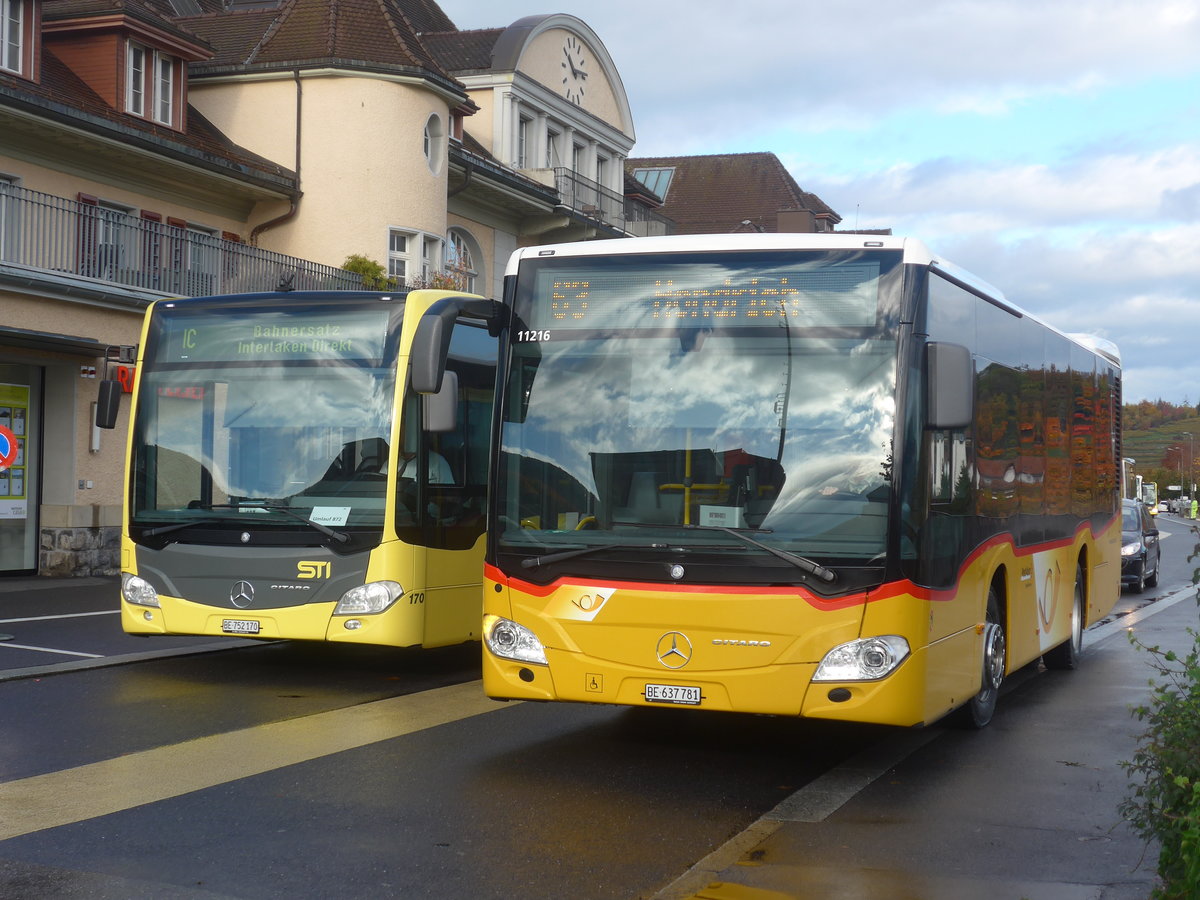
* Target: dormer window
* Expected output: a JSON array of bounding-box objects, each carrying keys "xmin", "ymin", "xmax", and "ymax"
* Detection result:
[
  {"xmin": 2, "ymin": 0, "xmax": 28, "ymax": 77},
  {"xmin": 126, "ymin": 40, "xmax": 178, "ymax": 127}
]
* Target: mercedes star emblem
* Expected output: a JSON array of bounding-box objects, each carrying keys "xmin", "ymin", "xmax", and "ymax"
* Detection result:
[
  {"xmin": 230, "ymin": 580, "xmax": 255, "ymax": 609},
  {"xmin": 656, "ymin": 631, "xmax": 692, "ymax": 669}
]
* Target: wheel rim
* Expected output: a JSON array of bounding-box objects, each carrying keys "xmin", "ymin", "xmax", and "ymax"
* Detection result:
[
  {"xmin": 982, "ymin": 620, "xmax": 1005, "ymax": 691},
  {"xmin": 1070, "ymin": 584, "xmax": 1084, "ymax": 652}
]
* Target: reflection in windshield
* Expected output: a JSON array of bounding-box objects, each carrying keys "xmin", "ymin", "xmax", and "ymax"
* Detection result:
[
  {"xmin": 134, "ymin": 362, "xmax": 396, "ymax": 529},
  {"xmin": 499, "ymin": 330, "xmax": 896, "ymax": 564}
]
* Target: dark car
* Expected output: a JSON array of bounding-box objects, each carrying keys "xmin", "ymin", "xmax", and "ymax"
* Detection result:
[{"xmin": 1121, "ymin": 498, "xmax": 1161, "ymax": 592}]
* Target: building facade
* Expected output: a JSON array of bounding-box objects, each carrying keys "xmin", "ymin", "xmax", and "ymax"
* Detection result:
[{"xmin": 0, "ymin": 0, "xmax": 666, "ymax": 576}]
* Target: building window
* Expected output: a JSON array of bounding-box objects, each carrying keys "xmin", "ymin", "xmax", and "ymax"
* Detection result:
[
  {"xmin": 126, "ymin": 44, "xmax": 146, "ymax": 115},
  {"xmin": 389, "ymin": 229, "xmax": 444, "ymax": 286},
  {"xmin": 545, "ymin": 129, "xmax": 560, "ymax": 168},
  {"xmin": 155, "ymin": 52, "xmax": 174, "ymax": 124},
  {"xmin": 422, "ymin": 236, "xmax": 439, "ymax": 282},
  {"xmin": 596, "ymin": 155, "xmax": 609, "ymax": 189},
  {"xmin": 1, "ymin": 0, "xmax": 24, "ymax": 76},
  {"xmin": 424, "ymin": 114, "xmax": 445, "ymax": 175},
  {"xmin": 572, "ymin": 143, "xmax": 584, "ymax": 175},
  {"xmin": 446, "ymin": 229, "xmax": 480, "ymax": 294},
  {"xmin": 517, "ymin": 116, "xmax": 531, "ymax": 169},
  {"xmin": 632, "ymin": 167, "xmax": 676, "ymax": 201},
  {"xmin": 388, "ymin": 230, "xmax": 409, "ymax": 282},
  {"xmin": 126, "ymin": 42, "xmax": 178, "ymax": 126}
]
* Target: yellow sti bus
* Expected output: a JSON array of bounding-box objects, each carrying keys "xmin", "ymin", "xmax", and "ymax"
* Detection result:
[
  {"xmin": 96, "ymin": 289, "xmax": 499, "ymax": 648},
  {"xmin": 414, "ymin": 234, "xmax": 1123, "ymax": 728}
]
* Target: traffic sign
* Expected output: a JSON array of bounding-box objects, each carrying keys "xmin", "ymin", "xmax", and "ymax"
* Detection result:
[{"xmin": 0, "ymin": 424, "xmax": 17, "ymax": 472}]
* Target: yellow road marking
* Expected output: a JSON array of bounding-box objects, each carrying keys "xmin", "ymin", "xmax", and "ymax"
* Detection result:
[{"xmin": 0, "ymin": 680, "xmax": 510, "ymax": 841}]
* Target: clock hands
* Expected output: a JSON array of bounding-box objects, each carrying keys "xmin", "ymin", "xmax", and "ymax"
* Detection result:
[{"xmin": 562, "ymin": 49, "xmax": 588, "ymax": 80}]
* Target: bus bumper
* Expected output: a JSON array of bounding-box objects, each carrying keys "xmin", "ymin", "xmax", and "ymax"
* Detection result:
[{"xmin": 482, "ymin": 642, "xmax": 932, "ymax": 727}]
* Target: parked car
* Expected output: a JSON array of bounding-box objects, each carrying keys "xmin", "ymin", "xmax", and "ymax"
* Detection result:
[{"xmin": 1121, "ymin": 498, "xmax": 1161, "ymax": 593}]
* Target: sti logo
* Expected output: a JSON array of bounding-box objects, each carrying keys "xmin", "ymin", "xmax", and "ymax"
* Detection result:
[{"xmin": 297, "ymin": 561, "xmax": 331, "ymax": 579}]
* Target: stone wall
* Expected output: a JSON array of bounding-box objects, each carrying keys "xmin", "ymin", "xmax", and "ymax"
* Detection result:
[{"xmin": 39, "ymin": 525, "xmax": 120, "ymax": 576}]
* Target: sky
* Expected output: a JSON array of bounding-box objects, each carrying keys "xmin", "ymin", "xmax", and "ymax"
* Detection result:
[{"xmin": 445, "ymin": 0, "xmax": 1200, "ymax": 404}]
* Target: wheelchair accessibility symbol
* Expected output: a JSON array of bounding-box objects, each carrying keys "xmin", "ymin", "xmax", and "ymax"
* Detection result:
[{"xmin": 0, "ymin": 425, "xmax": 17, "ymax": 472}]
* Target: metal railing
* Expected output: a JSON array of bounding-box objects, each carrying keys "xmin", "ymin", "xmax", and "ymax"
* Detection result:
[
  {"xmin": 0, "ymin": 183, "xmax": 362, "ymax": 296},
  {"xmin": 623, "ymin": 200, "xmax": 674, "ymax": 237},
  {"xmin": 551, "ymin": 168, "xmax": 673, "ymax": 237},
  {"xmin": 554, "ymin": 168, "xmax": 627, "ymax": 231}
]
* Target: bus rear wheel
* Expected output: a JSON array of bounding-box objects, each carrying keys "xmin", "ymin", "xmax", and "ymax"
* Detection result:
[
  {"xmin": 1043, "ymin": 567, "xmax": 1084, "ymax": 670},
  {"xmin": 959, "ymin": 588, "xmax": 1005, "ymax": 728}
]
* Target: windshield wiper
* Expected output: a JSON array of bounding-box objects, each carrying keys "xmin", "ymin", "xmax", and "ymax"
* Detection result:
[
  {"xmin": 519, "ymin": 541, "xmax": 673, "ymax": 569},
  {"xmin": 609, "ymin": 519, "xmax": 835, "ymax": 582},
  {"xmin": 687, "ymin": 524, "xmax": 836, "ymax": 583},
  {"xmin": 143, "ymin": 501, "xmax": 350, "ymax": 544}
]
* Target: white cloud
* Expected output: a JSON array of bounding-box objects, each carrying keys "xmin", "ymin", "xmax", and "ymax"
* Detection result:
[{"xmin": 444, "ymin": 0, "xmax": 1200, "ymax": 400}]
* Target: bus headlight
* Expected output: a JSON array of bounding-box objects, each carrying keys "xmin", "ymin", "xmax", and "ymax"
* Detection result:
[
  {"xmin": 484, "ymin": 615, "xmax": 548, "ymax": 666},
  {"xmin": 813, "ymin": 635, "xmax": 910, "ymax": 682},
  {"xmin": 334, "ymin": 581, "xmax": 403, "ymax": 615},
  {"xmin": 121, "ymin": 573, "xmax": 160, "ymax": 608}
]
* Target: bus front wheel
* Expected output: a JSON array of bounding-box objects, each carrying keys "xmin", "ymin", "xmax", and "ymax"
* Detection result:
[{"xmin": 959, "ymin": 588, "xmax": 1005, "ymax": 728}]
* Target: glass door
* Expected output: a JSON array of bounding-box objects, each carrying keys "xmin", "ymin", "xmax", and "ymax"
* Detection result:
[{"xmin": 0, "ymin": 365, "xmax": 39, "ymax": 573}]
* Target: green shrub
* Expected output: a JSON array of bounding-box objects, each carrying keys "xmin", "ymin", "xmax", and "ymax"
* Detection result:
[
  {"xmin": 1121, "ymin": 527, "xmax": 1200, "ymax": 899},
  {"xmin": 341, "ymin": 254, "xmax": 398, "ymax": 290}
]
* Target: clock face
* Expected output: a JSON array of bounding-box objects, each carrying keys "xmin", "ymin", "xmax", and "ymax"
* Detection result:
[{"xmin": 561, "ymin": 35, "xmax": 588, "ymax": 105}]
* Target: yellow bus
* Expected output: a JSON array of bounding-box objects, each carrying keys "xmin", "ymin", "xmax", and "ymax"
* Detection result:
[
  {"xmin": 414, "ymin": 234, "xmax": 1123, "ymax": 727},
  {"xmin": 96, "ymin": 289, "xmax": 499, "ymax": 648}
]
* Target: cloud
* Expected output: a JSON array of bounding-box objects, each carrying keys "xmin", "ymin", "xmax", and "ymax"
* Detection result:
[{"xmin": 445, "ymin": 0, "xmax": 1200, "ymax": 401}]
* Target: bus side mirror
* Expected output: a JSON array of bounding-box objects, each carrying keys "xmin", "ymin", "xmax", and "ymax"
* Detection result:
[
  {"xmin": 411, "ymin": 296, "xmax": 500, "ymax": 394},
  {"xmin": 95, "ymin": 380, "xmax": 122, "ymax": 430},
  {"xmin": 925, "ymin": 342, "xmax": 973, "ymax": 430},
  {"xmin": 423, "ymin": 370, "xmax": 458, "ymax": 433}
]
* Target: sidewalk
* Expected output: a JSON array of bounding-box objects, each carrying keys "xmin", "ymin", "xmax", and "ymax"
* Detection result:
[{"xmin": 657, "ymin": 589, "xmax": 1199, "ymax": 900}]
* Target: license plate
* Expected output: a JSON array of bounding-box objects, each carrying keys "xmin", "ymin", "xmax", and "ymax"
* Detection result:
[
  {"xmin": 222, "ymin": 618, "xmax": 261, "ymax": 635},
  {"xmin": 644, "ymin": 683, "xmax": 701, "ymax": 706}
]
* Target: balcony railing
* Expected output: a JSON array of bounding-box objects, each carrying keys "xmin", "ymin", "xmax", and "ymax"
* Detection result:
[
  {"xmin": 623, "ymin": 200, "xmax": 674, "ymax": 238},
  {"xmin": 0, "ymin": 184, "xmax": 362, "ymax": 297},
  {"xmin": 551, "ymin": 168, "xmax": 673, "ymax": 237}
]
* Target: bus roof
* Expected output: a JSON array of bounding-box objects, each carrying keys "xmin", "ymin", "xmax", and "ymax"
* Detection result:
[
  {"xmin": 508, "ymin": 233, "xmax": 1006, "ymax": 298},
  {"xmin": 506, "ymin": 234, "xmax": 1119, "ymax": 368}
]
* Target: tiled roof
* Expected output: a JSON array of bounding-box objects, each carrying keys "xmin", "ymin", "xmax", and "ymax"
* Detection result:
[
  {"xmin": 625, "ymin": 152, "xmax": 840, "ymax": 234},
  {"xmin": 42, "ymin": 0, "xmax": 214, "ymax": 52},
  {"xmin": 176, "ymin": 0, "xmax": 460, "ymax": 89},
  {"xmin": 398, "ymin": 0, "xmax": 455, "ymax": 33},
  {"xmin": 420, "ymin": 27, "xmax": 504, "ymax": 72}
]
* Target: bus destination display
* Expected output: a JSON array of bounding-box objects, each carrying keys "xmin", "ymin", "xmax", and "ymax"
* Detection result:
[
  {"xmin": 528, "ymin": 260, "xmax": 882, "ymax": 332},
  {"xmin": 157, "ymin": 308, "xmax": 392, "ymax": 364}
]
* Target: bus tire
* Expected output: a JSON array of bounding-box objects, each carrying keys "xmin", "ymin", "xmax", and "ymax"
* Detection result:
[
  {"xmin": 958, "ymin": 586, "xmax": 1005, "ymax": 728},
  {"xmin": 1043, "ymin": 567, "xmax": 1084, "ymax": 670}
]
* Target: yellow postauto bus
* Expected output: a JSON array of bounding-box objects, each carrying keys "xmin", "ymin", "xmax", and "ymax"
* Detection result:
[
  {"xmin": 412, "ymin": 234, "xmax": 1122, "ymax": 727},
  {"xmin": 96, "ymin": 289, "xmax": 499, "ymax": 648}
]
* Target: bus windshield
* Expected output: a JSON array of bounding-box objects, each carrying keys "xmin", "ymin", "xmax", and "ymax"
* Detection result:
[
  {"xmin": 497, "ymin": 249, "xmax": 902, "ymax": 584},
  {"xmin": 130, "ymin": 298, "xmax": 401, "ymax": 544}
]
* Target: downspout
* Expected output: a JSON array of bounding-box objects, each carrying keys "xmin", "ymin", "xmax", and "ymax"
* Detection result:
[
  {"xmin": 447, "ymin": 160, "xmax": 474, "ymax": 198},
  {"xmin": 249, "ymin": 68, "xmax": 302, "ymax": 245}
]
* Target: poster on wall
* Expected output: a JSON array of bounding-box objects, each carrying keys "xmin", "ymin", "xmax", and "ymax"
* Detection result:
[{"xmin": 0, "ymin": 383, "xmax": 29, "ymax": 520}]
